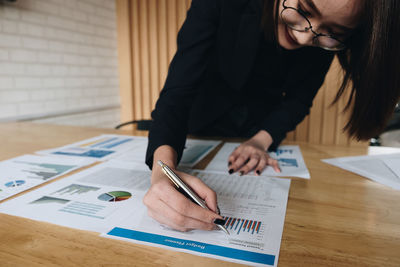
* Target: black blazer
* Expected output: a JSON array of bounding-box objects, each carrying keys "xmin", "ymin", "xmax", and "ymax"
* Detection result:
[{"xmin": 146, "ymin": 0, "xmax": 334, "ymax": 168}]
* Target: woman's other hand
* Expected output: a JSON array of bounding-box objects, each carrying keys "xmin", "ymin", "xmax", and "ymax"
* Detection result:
[{"xmin": 228, "ymin": 130, "xmax": 281, "ymax": 175}]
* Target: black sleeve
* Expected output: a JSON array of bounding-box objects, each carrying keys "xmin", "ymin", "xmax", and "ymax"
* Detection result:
[
  {"xmin": 145, "ymin": 0, "xmax": 220, "ymax": 169},
  {"xmin": 260, "ymin": 48, "xmax": 334, "ymax": 149}
]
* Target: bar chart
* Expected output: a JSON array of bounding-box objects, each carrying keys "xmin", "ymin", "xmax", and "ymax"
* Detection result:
[
  {"xmin": 222, "ymin": 216, "xmax": 263, "ymax": 235},
  {"xmin": 274, "ymin": 148, "xmax": 294, "ymax": 156},
  {"xmin": 16, "ymin": 161, "xmax": 76, "ymax": 180},
  {"xmin": 52, "ymin": 184, "xmax": 100, "ymax": 195},
  {"xmin": 80, "ymin": 136, "xmax": 133, "ymax": 149},
  {"xmin": 277, "ymin": 158, "xmax": 298, "ymax": 167}
]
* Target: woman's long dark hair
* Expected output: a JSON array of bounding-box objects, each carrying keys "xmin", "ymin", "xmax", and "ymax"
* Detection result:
[{"xmin": 263, "ymin": 0, "xmax": 400, "ymax": 141}]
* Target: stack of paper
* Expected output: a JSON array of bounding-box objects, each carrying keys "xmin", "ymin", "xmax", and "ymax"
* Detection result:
[
  {"xmin": 0, "ymin": 161, "xmax": 151, "ymax": 232},
  {"xmin": 0, "ymin": 155, "xmax": 94, "ymax": 201},
  {"xmin": 37, "ymin": 134, "xmax": 148, "ymax": 161},
  {"xmin": 0, "ymin": 135, "xmax": 296, "ymax": 266},
  {"xmin": 111, "ymin": 138, "xmax": 221, "ymax": 168},
  {"xmin": 322, "ymin": 153, "xmax": 400, "ymax": 190},
  {"xmin": 0, "ymin": 160, "xmax": 291, "ymax": 266},
  {"xmin": 37, "ymin": 134, "xmax": 220, "ymax": 168},
  {"xmin": 0, "ymin": 135, "xmax": 220, "ymax": 203}
]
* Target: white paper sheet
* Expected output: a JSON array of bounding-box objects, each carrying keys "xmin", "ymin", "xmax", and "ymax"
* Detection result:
[
  {"xmin": 205, "ymin": 143, "xmax": 310, "ymax": 178},
  {"xmin": 322, "ymin": 153, "xmax": 400, "ymax": 190},
  {"xmin": 367, "ymin": 146, "xmax": 400, "ymax": 156},
  {"xmin": 0, "ymin": 161, "xmax": 152, "ymax": 232},
  {"xmin": 103, "ymin": 170, "xmax": 290, "ymax": 267},
  {"xmin": 36, "ymin": 134, "xmax": 147, "ymax": 161},
  {"xmin": 111, "ymin": 138, "xmax": 221, "ymax": 168},
  {"xmin": 37, "ymin": 134, "xmax": 220, "ymax": 168},
  {"xmin": 383, "ymin": 158, "xmax": 400, "ymax": 179},
  {"xmin": 0, "ymin": 155, "xmax": 94, "ymax": 201},
  {"xmin": 180, "ymin": 139, "xmax": 221, "ymax": 167}
]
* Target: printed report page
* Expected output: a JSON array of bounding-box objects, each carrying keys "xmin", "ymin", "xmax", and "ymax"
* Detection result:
[{"xmin": 104, "ymin": 170, "xmax": 290, "ymax": 267}]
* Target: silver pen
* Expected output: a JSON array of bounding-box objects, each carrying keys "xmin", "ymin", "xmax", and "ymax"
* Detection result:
[{"xmin": 157, "ymin": 160, "xmax": 229, "ymax": 235}]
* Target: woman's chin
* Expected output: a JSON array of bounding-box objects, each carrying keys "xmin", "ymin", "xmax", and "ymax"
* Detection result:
[
  {"xmin": 278, "ymin": 40, "xmax": 296, "ymax": 50},
  {"xmin": 277, "ymin": 38, "xmax": 299, "ymax": 50},
  {"xmin": 278, "ymin": 35, "xmax": 300, "ymax": 49},
  {"xmin": 277, "ymin": 27, "xmax": 301, "ymax": 50}
]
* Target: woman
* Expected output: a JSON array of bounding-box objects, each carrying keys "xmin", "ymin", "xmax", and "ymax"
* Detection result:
[{"xmin": 143, "ymin": 0, "xmax": 400, "ymax": 232}]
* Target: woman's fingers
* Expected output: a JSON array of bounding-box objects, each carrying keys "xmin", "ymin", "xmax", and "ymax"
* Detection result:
[
  {"xmin": 227, "ymin": 150, "xmax": 281, "ymax": 176},
  {"xmin": 143, "ymin": 173, "xmax": 223, "ymax": 233},
  {"xmin": 268, "ymin": 157, "xmax": 281, "ymax": 173},
  {"xmin": 253, "ymin": 157, "xmax": 280, "ymax": 175},
  {"xmin": 146, "ymin": 200, "xmax": 216, "ymax": 232},
  {"xmin": 228, "ymin": 146, "xmax": 240, "ymax": 167},
  {"xmin": 237, "ymin": 155, "xmax": 260, "ymax": 175},
  {"xmin": 147, "ymin": 209, "xmax": 188, "ymax": 232},
  {"xmin": 254, "ymin": 156, "xmax": 268, "ymax": 175},
  {"xmin": 149, "ymin": 179, "xmax": 220, "ymax": 224},
  {"xmin": 229, "ymin": 154, "xmax": 250, "ymax": 173},
  {"xmin": 181, "ymin": 174, "xmax": 218, "ymax": 213}
]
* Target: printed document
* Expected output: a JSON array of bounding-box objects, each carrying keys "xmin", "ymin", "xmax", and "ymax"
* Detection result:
[
  {"xmin": 36, "ymin": 134, "xmax": 220, "ymax": 167},
  {"xmin": 322, "ymin": 153, "xmax": 400, "ymax": 190},
  {"xmin": 0, "ymin": 155, "xmax": 94, "ymax": 201},
  {"xmin": 0, "ymin": 161, "xmax": 151, "ymax": 232},
  {"xmin": 383, "ymin": 158, "xmax": 400, "ymax": 179},
  {"xmin": 0, "ymin": 158, "xmax": 290, "ymax": 266},
  {"xmin": 104, "ymin": 170, "xmax": 290, "ymax": 267},
  {"xmin": 112, "ymin": 138, "xmax": 221, "ymax": 167},
  {"xmin": 206, "ymin": 143, "xmax": 310, "ymax": 178},
  {"xmin": 36, "ymin": 134, "xmax": 147, "ymax": 161}
]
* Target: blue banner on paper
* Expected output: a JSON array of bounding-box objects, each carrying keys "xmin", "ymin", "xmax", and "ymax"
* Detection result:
[{"xmin": 107, "ymin": 227, "xmax": 275, "ymax": 266}]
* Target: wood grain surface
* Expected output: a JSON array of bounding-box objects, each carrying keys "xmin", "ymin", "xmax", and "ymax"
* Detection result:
[{"xmin": 0, "ymin": 122, "xmax": 399, "ymax": 267}]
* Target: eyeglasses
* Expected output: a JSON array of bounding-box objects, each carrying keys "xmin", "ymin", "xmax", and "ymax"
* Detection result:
[{"xmin": 280, "ymin": 0, "xmax": 346, "ymax": 51}]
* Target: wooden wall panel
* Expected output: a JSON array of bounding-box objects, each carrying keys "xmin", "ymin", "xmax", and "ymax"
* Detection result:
[
  {"xmin": 148, "ymin": 0, "xmax": 160, "ymax": 111},
  {"xmin": 138, "ymin": 1, "xmax": 151, "ymax": 119},
  {"xmin": 116, "ymin": 0, "xmax": 134, "ymax": 125},
  {"xmin": 131, "ymin": 0, "xmax": 143, "ymax": 120},
  {"xmin": 295, "ymin": 116, "xmax": 309, "ymax": 142},
  {"xmin": 167, "ymin": 0, "xmax": 178, "ymax": 60},
  {"xmin": 321, "ymin": 72, "xmax": 339, "ymax": 144},
  {"xmin": 308, "ymin": 82, "xmax": 324, "ymax": 144},
  {"xmin": 157, "ymin": 0, "xmax": 169, "ymax": 92},
  {"xmin": 116, "ymin": 0, "xmax": 366, "ymax": 146}
]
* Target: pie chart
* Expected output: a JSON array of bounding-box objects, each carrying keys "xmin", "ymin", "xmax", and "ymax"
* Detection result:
[
  {"xmin": 98, "ymin": 191, "xmax": 132, "ymax": 202},
  {"xmin": 5, "ymin": 180, "xmax": 25, "ymax": 187}
]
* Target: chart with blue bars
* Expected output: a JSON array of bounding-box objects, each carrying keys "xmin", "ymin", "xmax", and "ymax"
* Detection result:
[
  {"xmin": 52, "ymin": 136, "xmax": 135, "ymax": 159},
  {"xmin": 274, "ymin": 148, "xmax": 294, "ymax": 156},
  {"xmin": 277, "ymin": 158, "xmax": 298, "ymax": 167},
  {"xmin": 85, "ymin": 137, "xmax": 132, "ymax": 149},
  {"xmin": 222, "ymin": 216, "xmax": 263, "ymax": 235}
]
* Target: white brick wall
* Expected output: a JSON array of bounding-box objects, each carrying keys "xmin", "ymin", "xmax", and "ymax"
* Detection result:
[{"xmin": 0, "ymin": 0, "xmax": 121, "ymax": 128}]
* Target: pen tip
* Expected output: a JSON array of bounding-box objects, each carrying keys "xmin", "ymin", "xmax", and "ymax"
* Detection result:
[
  {"xmin": 157, "ymin": 160, "xmax": 164, "ymax": 167},
  {"xmin": 218, "ymin": 225, "xmax": 229, "ymax": 235}
]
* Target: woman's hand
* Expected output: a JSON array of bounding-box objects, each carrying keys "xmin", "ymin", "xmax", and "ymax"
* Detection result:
[
  {"xmin": 228, "ymin": 130, "xmax": 281, "ymax": 175},
  {"xmin": 143, "ymin": 145, "xmax": 223, "ymax": 232}
]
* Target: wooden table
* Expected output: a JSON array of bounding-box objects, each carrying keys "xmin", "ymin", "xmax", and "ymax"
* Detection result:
[{"xmin": 0, "ymin": 122, "xmax": 399, "ymax": 266}]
